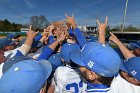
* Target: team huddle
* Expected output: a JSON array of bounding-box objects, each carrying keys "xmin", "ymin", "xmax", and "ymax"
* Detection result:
[{"xmin": 0, "ymin": 14, "xmax": 140, "ymax": 93}]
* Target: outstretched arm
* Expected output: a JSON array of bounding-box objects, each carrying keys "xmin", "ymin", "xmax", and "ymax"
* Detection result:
[
  {"xmin": 37, "ymin": 29, "xmax": 66, "ymax": 61},
  {"xmin": 109, "ymin": 32, "xmax": 135, "ymax": 60},
  {"xmin": 18, "ymin": 25, "xmax": 38, "ymax": 56},
  {"xmin": 65, "ymin": 14, "xmax": 87, "ymax": 48}
]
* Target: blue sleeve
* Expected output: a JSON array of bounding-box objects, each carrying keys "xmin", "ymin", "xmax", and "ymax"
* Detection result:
[
  {"xmin": 34, "ymin": 34, "xmax": 42, "ymax": 41},
  {"xmin": 36, "ymin": 46, "xmax": 54, "ymax": 61},
  {"xmin": 74, "ymin": 28, "xmax": 87, "ymax": 48},
  {"xmin": 15, "ymin": 50, "xmax": 24, "ymax": 56},
  {"xmin": 68, "ymin": 28, "xmax": 73, "ymax": 34},
  {"xmin": 48, "ymin": 36, "xmax": 55, "ymax": 45}
]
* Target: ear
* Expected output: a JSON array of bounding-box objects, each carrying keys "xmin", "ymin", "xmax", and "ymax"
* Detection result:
[
  {"xmin": 4, "ymin": 46, "xmax": 7, "ymax": 50},
  {"xmin": 87, "ymin": 70, "xmax": 97, "ymax": 81}
]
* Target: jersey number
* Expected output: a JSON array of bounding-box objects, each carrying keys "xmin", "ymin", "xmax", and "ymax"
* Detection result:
[{"xmin": 66, "ymin": 80, "xmax": 83, "ymax": 93}]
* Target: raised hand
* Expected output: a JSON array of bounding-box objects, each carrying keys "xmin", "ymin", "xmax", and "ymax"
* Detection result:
[
  {"xmin": 65, "ymin": 14, "xmax": 77, "ymax": 29},
  {"xmin": 57, "ymin": 30, "xmax": 67, "ymax": 42},
  {"xmin": 23, "ymin": 25, "xmax": 38, "ymax": 49},
  {"xmin": 42, "ymin": 28, "xmax": 49, "ymax": 36},
  {"xmin": 109, "ymin": 32, "xmax": 136, "ymax": 59},
  {"xmin": 109, "ymin": 32, "xmax": 121, "ymax": 45},
  {"xmin": 27, "ymin": 25, "xmax": 38, "ymax": 39},
  {"xmin": 97, "ymin": 16, "xmax": 108, "ymax": 44},
  {"xmin": 46, "ymin": 25, "xmax": 55, "ymax": 36},
  {"xmin": 96, "ymin": 16, "xmax": 108, "ymax": 35}
]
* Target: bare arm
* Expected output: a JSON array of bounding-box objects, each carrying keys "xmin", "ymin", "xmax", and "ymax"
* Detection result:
[
  {"xmin": 109, "ymin": 32, "xmax": 135, "ymax": 59},
  {"xmin": 48, "ymin": 30, "xmax": 66, "ymax": 50},
  {"xmin": 18, "ymin": 25, "xmax": 38, "ymax": 55},
  {"xmin": 24, "ymin": 25, "xmax": 38, "ymax": 47}
]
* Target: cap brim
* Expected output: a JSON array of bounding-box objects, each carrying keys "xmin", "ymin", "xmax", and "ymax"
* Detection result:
[
  {"xmin": 123, "ymin": 57, "xmax": 140, "ymax": 81},
  {"xmin": 8, "ymin": 41, "xmax": 17, "ymax": 46},
  {"xmin": 13, "ymin": 35, "xmax": 21, "ymax": 39},
  {"xmin": 38, "ymin": 60, "xmax": 52, "ymax": 79},
  {"xmin": 70, "ymin": 50, "xmax": 84, "ymax": 66},
  {"xmin": 120, "ymin": 62, "xmax": 128, "ymax": 72}
]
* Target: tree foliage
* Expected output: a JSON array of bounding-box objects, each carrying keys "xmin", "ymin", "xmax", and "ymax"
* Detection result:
[
  {"xmin": 0, "ymin": 19, "xmax": 22, "ymax": 32},
  {"xmin": 111, "ymin": 25, "xmax": 139, "ymax": 32},
  {"xmin": 30, "ymin": 15, "xmax": 50, "ymax": 30}
]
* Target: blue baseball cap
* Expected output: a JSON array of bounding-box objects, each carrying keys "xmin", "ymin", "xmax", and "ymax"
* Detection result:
[
  {"xmin": 120, "ymin": 57, "xmax": 140, "ymax": 81},
  {"xmin": 2, "ymin": 56, "xmax": 32, "ymax": 73},
  {"xmin": 7, "ymin": 33, "xmax": 20, "ymax": 39},
  {"xmin": 113, "ymin": 48, "xmax": 124, "ymax": 60},
  {"xmin": 0, "ymin": 59, "xmax": 52, "ymax": 93},
  {"xmin": 88, "ymin": 37, "xmax": 98, "ymax": 42},
  {"xmin": 60, "ymin": 43, "xmax": 80, "ymax": 63},
  {"xmin": 0, "ymin": 38, "xmax": 12, "ymax": 49},
  {"xmin": 68, "ymin": 29, "xmax": 75, "ymax": 37},
  {"xmin": 70, "ymin": 42, "xmax": 121, "ymax": 77},
  {"xmin": 48, "ymin": 53, "xmax": 62, "ymax": 71}
]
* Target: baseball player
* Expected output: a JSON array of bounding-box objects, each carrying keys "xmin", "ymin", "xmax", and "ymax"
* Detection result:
[
  {"xmin": 70, "ymin": 42, "xmax": 121, "ymax": 93},
  {"xmin": 66, "ymin": 15, "xmax": 121, "ymax": 93},
  {"xmin": 48, "ymin": 43, "xmax": 87, "ymax": 93},
  {"xmin": 109, "ymin": 32, "xmax": 140, "ymax": 93}
]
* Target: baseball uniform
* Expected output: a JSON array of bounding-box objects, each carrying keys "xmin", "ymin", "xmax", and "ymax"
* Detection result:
[
  {"xmin": 52, "ymin": 65, "xmax": 87, "ymax": 93},
  {"xmin": 110, "ymin": 74, "xmax": 140, "ymax": 93}
]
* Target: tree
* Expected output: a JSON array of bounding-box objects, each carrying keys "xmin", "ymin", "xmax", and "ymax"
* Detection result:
[
  {"xmin": 124, "ymin": 24, "xmax": 138, "ymax": 32},
  {"xmin": 30, "ymin": 15, "xmax": 49, "ymax": 30},
  {"xmin": 0, "ymin": 19, "xmax": 22, "ymax": 31}
]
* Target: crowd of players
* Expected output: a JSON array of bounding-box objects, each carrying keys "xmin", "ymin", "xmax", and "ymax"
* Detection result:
[{"xmin": 0, "ymin": 14, "xmax": 140, "ymax": 93}]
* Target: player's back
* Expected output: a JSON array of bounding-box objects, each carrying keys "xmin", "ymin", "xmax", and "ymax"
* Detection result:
[{"xmin": 52, "ymin": 66, "xmax": 87, "ymax": 93}]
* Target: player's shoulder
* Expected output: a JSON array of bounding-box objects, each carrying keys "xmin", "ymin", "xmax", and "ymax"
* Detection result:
[
  {"xmin": 54, "ymin": 66, "xmax": 71, "ymax": 77},
  {"xmin": 53, "ymin": 66, "xmax": 72, "ymax": 87},
  {"xmin": 54, "ymin": 66, "xmax": 80, "ymax": 76}
]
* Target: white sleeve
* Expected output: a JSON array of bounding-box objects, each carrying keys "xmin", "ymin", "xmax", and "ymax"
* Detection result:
[
  {"xmin": 0, "ymin": 63, "xmax": 4, "ymax": 79},
  {"xmin": 3, "ymin": 44, "xmax": 31, "ymax": 60}
]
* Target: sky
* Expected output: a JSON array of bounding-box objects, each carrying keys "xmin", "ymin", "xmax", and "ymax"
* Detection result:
[{"xmin": 0, "ymin": 0, "xmax": 140, "ymax": 27}]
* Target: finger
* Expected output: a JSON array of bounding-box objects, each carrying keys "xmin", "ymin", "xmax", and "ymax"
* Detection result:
[
  {"xmin": 105, "ymin": 16, "xmax": 108, "ymax": 25},
  {"xmin": 44, "ymin": 29, "xmax": 46, "ymax": 32},
  {"xmin": 36, "ymin": 31, "xmax": 39, "ymax": 35},
  {"xmin": 29, "ymin": 25, "xmax": 32, "ymax": 31},
  {"xmin": 64, "ymin": 30, "xmax": 67, "ymax": 36},
  {"xmin": 63, "ymin": 19, "xmax": 68, "ymax": 23},
  {"xmin": 110, "ymin": 32, "xmax": 114, "ymax": 36},
  {"xmin": 65, "ymin": 14, "xmax": 69, "ymax": 19},
  {"xmin": 72, "ymin": 13, "xmax": 74, "ymax": 18},
  {"xmin": 26, "ymin": 31, "xmax": 28, "ymax": 35},
  {"xmin": 96, "ymin": 19, "xmax": 100, "ymax": 25}
]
